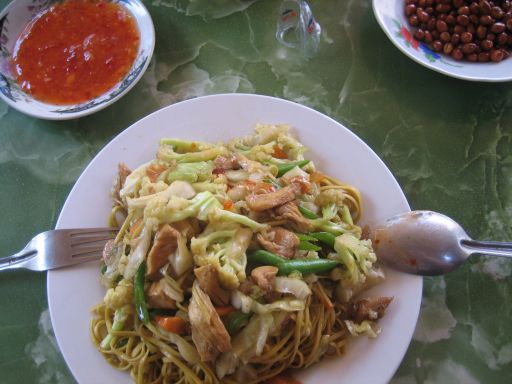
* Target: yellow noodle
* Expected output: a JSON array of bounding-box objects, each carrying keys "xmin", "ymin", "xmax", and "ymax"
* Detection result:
[
  {"xmin": 108, "ymin": 204, "xmax": 127, "ymax": 228},
  {"xmin": 319, "ymin": 175, "xmax": 363, "ymax": 223},
  {"xmin": 91, "ymin": 282, "xmax": 355, "ymax": 383}
]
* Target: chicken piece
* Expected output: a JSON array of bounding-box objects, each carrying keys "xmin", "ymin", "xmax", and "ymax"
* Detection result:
[
  {"xmin": 194, "ymin": 265, "xmax": 230, "ymax": 306},
  {"xmin": 111, "ymin": 163, "xmax": 131, "ymax": 204},
  {"xmin": 237, "ymin": 279, "xmax": 259, "ymax": 296},
  {"xmin": 189, "ymin": 282, "xmax": 232, "ymax": 362},
  {"xmin": 172, "ymin": 219, "xmax": 200, "ymax": 241},
  {"xmin": 348, "ymin": 296, "xmax": 393, "ymax": 323},
  {"xmin": 227, "ymin": 184, "xmax": 248, "ymax": 202},
  {"xmin": 251, "ymin": 266, "xmax": 278, "ymax": 292},
  {"xmin": 213, "ymin": 154, "xmax": 240, "ymax": 173},
  {"xmin": 146, "ymin": 224, "xmax": 180, "ymax": 278},
  {"xmin": 234, "ymin": 152, "xmax": 268, "ymax": 173},
  {"xmin": 246, "ymin": 186, "xmax": 296, "ymax": 212},
  {"xmin": 146, "ymin": 279, "xmax": 177, "ymax": 309},
  {"xmin": 256, "ymin": 227, "xmax": 299, "ymax": 259},
  {"xmin": 273, "ymin": 201, "xmax": 314, "ymax": 232}
]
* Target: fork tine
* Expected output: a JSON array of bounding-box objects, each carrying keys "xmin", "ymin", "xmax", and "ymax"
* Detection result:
[
  {"xmin": 65, "ymin": 252, "xmax": 104, "ymax": 267},
  {"xmin": 71, "ymin": 246, "xmax": 106, "ymax": 259},
  {"xmin": 68, "ymin": 227, "xmax": 118, "ymax": 236},
  {"xmin": 70, "ymin": 234, "xmax": 115, "ymax": 246}
]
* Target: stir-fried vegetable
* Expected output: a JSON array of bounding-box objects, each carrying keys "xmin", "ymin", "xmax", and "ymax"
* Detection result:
[
  {"xmin": 168, "ymin": 161, "xmax": 213, "ymax": 183},
  {"xmin": 276, "ymin": 160, "xmax": 310, "ymax": 177},
  {"xmin": 298, "ymin": 204, "xmax": 318, "ymax": 219},
  {"xmin": 247, "ymin": 249, "xmax": 340, "ymax": 276},
  {"xmin": 277, "ymin": 258, "xmax": 340, "ymax": 275},
  {"xmin": 192, "ymin": 227, "xmax": 252, "ymax": 289},
  {"xmin": 156, "ymin": 316, "xmax": 186, "ymax": 334},
  {"xmin": 100, "ymin": 307, "xmax": 128, "ymax": 349},
  {"xmin": 298, "ymin": 240, "xmax": 321, "ymax": 251},
  {"xmin": 333, "ymin": 233, "xmax": 376, "ymax": 284},
  {"xmin": 309, "ymin": 231, "xmax": 336, "ymax": 248},
  {"xmin": 134, "ymin": 262, "xmax": 149, "ymax": 324},
  {"xmin": 224, "ymin": 310, "xmax": 251, "ymax": 335}
]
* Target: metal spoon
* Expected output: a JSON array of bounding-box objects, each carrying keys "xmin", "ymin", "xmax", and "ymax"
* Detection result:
[{"xmin": 372, "ymin": 210, "xmax": 512, "ymax": 276}]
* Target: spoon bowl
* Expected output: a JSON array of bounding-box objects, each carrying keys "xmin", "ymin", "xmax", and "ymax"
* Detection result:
[{"xmin": 373, "ymin": 210, "xmax": 512, "ymax": 275}]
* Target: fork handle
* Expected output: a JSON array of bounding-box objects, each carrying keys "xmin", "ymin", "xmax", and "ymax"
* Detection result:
[{"xmin": 0, "ymin": 249, "xmax": 37, "ymax": 271}]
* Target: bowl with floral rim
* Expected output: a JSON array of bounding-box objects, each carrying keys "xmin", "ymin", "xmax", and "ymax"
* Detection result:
[{"xmin": 373, "ymin": 0, "xmax": 512, "ymax": 82}]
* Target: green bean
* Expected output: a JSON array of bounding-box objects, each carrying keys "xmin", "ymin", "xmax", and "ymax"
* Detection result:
[
  {"xmin": 276, "ymin": 160, "xmax": 310, "ymax": 177},
  {"xmin": 296, "ymin": 233, "xmax": 318, "ymax": 242},
  {"xmin": 277, "ymin": 259, "xmax": 340, "ymax": 276},
  {"xmin": 298, "ymin": 205, "xmax": 318, "ymax": 219},
  {"xmin": 225, "ymin": 311, "xmax": 251, "ymax": 335},
  {"xmin": 308, "ymin": 231, "xmax": 336, "ymax": 248},
  {"xmin": 134, "ymin": 261, "xmax": 150, "ymax": 325},
  {"xmin": 248, "ymin": 249, "xmax": 339, "ymax": 276},
  {"xmin": 248, "ymin": 249, "xmax": 287, "ymax": 266},
  {"xmin": 298, "ymin": 240, "xmax": 322, "ymax": 251}
]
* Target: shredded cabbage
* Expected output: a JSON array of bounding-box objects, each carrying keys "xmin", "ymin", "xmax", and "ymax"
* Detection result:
[
  {"xmin": 216, "ymin": 313, "xmax": 273, "ymax": 379},
  {"xmin": 191, "ymin": 227, "xmax": 252, "ymax": 289},
  {"xmin": 344, "ymin": 320, "xmax": 380, "ymax": 338},
  {"xmin": 231, "ymin": 291, "xmax": 305, "ymax": 315}
]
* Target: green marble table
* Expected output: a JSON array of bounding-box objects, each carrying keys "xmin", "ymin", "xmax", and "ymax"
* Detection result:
[{"xmin": 1, "ymin": 0, "xmax": 511, "ymax": 383}]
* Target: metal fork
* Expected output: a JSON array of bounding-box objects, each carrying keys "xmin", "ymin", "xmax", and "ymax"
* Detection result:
[{"xmin": 0, "ymin": 228, "xmax": 117, "ymax": 271}]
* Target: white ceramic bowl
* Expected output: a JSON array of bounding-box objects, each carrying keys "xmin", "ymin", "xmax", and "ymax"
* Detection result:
[
  {"xmin": 0, "ymin": 0, "xmax": 155, "ymax": 119},
  {"xmin": 373, "ymin": 0, "xmax": 512, "ymax": 82}
]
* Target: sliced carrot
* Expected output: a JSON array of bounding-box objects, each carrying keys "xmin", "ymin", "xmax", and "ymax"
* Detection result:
[
  {"xmin": 129, "ymin": 217, "xmax": 143, "ymax": 237},
  {"xmin": 215, "ymin": 306, "xmax": 236, "ymax": 317},
  {"xmin": 289, "ymin": 176, "xmax": 311, "ymax": 193},
  {"xmin": 223, "ymin": 200, "xmax": 233, "ymax": 210},
  {"xmin": 146, "ymin": 163, "xmax": 167, "ymax": 182},
  {"xmin": 272, "ymin": 144, "xmax": 288, "ymax": 159},
  {"xmin": 244, "ymin": 180, "xmax": 256, "ymax": 188},
  {"xmin": 156, "ymin": 316, "xmax": 186, "ymax": 334},
  {"xmin": 309, "ymin": 171, "xmax": 326, "ymax": 184}
]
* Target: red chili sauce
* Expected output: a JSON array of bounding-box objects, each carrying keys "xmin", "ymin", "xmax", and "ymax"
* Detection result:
[{"xmin": 12, "ymin": 0, "xmax": 140, "ymax": 105}]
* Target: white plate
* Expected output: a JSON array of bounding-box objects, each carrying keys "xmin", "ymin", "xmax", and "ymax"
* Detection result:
[
  {"xmin": 48, "ymin": 94, "xmax": 422, "ymax": 384},
  {"xmin": 373, "ymin": 0, "xmax": 512, "ymax": 82}
]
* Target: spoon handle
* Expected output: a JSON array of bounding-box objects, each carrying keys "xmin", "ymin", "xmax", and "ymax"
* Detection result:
[{"xmin": 461, "ymin": 239, "xmax": 512, "ymax": 258}]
